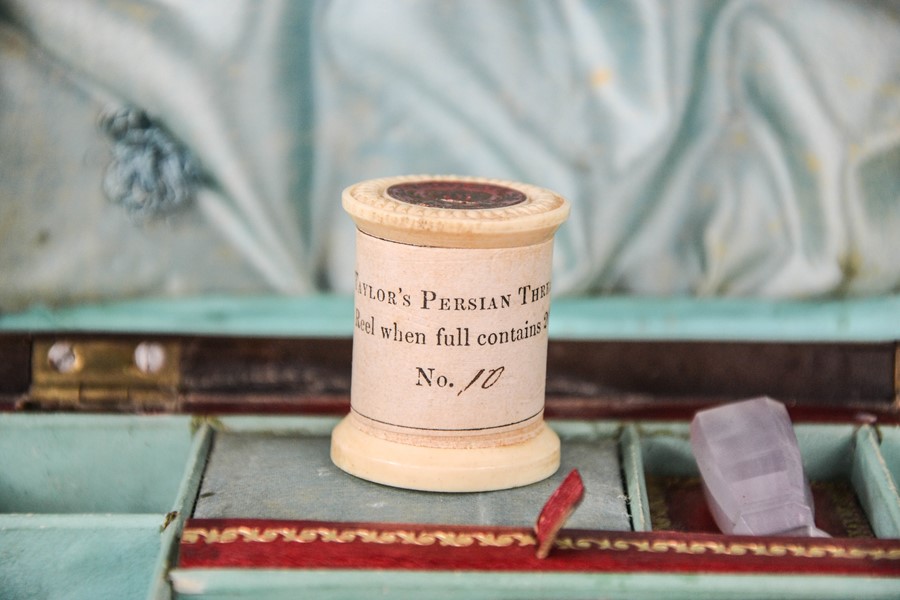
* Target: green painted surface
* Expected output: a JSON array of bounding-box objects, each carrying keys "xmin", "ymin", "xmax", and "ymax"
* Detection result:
[
  {"xmin": 853, "ymin": 427, "xmax": 900, "ymax": 538},
  {"xmin": 550, "ymin": 295, "xmax": 900, "ymax": 341},
  {"xmin": 213, "ymin": 414, "xmax": 340, "ymax": 435},
  {"xmin": 620, "ymin": 425, "xmax": 651, "ymax": 532},
  {"xmin": 0, "ymin": 414, "xmax": 194, "ymax": 513},
  {"xmin": 0, "ymin": 514, "xmax": 165, "ymax": 600},
  {"xmin": 169, "ymin": 569, "xmax": 900, "ymax": 600},
  {"xmin": 1, "ymin": 294, "xmax": 898, "ymax": 341},
  {"xmin": 0, "ymin": 295, "xmax": 354, "ymax": 337},
  {"xmin": 881, "ymin": 428, "xmax": 900, "ymax": 492}
]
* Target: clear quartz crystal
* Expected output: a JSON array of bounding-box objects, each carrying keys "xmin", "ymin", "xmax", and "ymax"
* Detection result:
[{"xmin": 690, "ymin": 397, "xmax": 830, "ymax": 537}]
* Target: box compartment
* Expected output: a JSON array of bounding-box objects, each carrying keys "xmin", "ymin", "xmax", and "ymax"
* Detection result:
[
  {"xmin": 192, "ymin": 417, "xmax": 631, "ymax": 530},
  {"xmin": 0, "ymin": 514, "xmax": 165, "ymax": 600},
  {"xmin": 629, "ymin": 422, "xmax": 900, "ymax": 538},
  {"xmin": 0, "ymin": 414, "xmax": 196, "ymax": 514},
  {"xmin": 171, "ymin": 417, "xmax": 900, "ymax": 600},
  {"xmin": 0, "ymin": 414, "xmax": 212, "ymax": 600}
]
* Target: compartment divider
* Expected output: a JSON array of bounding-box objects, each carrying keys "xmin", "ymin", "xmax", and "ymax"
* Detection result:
[
  {"xmin": 619, "ymin": 424, "xmax": 650, "ymax": 532},
  {"xmin": 150, "ymin": 422, "xmax": 215, "ymax": 600},
  {"xmin": 851, "ymin": 426, "xmax": 900, "ymax": 538}
]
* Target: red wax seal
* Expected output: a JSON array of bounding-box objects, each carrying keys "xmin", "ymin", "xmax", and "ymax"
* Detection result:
[{"xmin": 387, "ymin": 180, "xmax": 527, "ymax": 210}]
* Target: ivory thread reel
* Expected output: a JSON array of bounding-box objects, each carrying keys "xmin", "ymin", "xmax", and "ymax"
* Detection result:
[{"xmin": 330, "ymin": 175, "xmax": 570, "ymax": 492}]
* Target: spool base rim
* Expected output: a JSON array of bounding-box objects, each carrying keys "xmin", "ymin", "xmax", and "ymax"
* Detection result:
[{"xmin": 330, "ymin": 416, "xmax": 560, "ymax": 492}]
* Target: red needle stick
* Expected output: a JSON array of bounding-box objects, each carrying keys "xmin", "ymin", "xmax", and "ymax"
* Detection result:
[{"xmin": 534, "ymin": 469, "xmax": 585, "ymax": 559}]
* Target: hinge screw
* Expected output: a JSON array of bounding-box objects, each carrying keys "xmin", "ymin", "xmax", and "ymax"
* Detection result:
[
  {"xmin": 134, "ymin": 342, "xmax": 167, "ymax": 374},
  {"xmin": 47, "ymin": 342, "xmax": 80, "ymax": 373}
]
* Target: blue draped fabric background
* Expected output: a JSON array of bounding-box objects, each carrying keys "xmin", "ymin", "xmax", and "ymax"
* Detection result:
[{"xmin": 2, "ymin": 0, "xmax": 899, "ymax": 311}]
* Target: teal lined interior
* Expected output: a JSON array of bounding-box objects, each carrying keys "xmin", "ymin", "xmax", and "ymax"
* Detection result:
[
  {"xmin": 0, "ymin": 415, "xmax": 195, "ymax": 513},
  {"xmin": 0, "ymin": 514, "xmax": 165, "ymax": 600},
  {"xmin": 880, "ymin": 428, "xmax": 900, "ymax": 492},
  {"xmin": 2, "ymin": 295, "xmax": 899, "ymax": 341},
  {"xmin": 1, "ymin": 415, "xmax": 898, "ymax": 600},
  {"xmin": 853, "ymin": 427, "xmax": 900, "ymax": 538},
  {"xmin": 629, "ymin": 422, "xmax": 900, "ymax": 539},
  {"xmin": 0, "ymin": 415, "xmax": 202, "ymax": 600},
  {"xmin": 168, "ymin": 570, "xmax": 900, "ymax": 600}
]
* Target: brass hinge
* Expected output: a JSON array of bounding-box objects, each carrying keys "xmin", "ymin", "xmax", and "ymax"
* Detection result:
[{"xmin": 31, "ymin": 338, "xmax": 181, "ymax": 410}]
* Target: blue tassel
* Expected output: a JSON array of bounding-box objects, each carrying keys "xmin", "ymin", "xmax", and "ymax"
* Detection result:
[{"xmin": 100, "ymin": 106, "xmax": 202, "ymax": 221}]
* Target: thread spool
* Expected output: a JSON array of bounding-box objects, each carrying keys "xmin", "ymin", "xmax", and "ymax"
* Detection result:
[{"xmin": 331, "ymin": 175, "xmax": 570, "ymax": 492}]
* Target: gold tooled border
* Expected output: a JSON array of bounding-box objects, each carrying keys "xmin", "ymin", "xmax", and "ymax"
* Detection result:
[
  {"xmin": 182, "ymin": 526, "xmax": 534, "ymax": 548},
  {"xmin": 181, "ymin": 527, "xmax": 900, "ymax": 561}
]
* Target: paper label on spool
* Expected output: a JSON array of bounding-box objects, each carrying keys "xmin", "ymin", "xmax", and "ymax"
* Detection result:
[{"xmin": 351, "ymin": 230, "xmax": 554, "ymax": 448}]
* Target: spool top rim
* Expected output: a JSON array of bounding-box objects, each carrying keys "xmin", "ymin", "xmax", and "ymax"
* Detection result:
[{"xmin": 342, "ymin": 175, "xmax": 570, "ymax": 248}]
